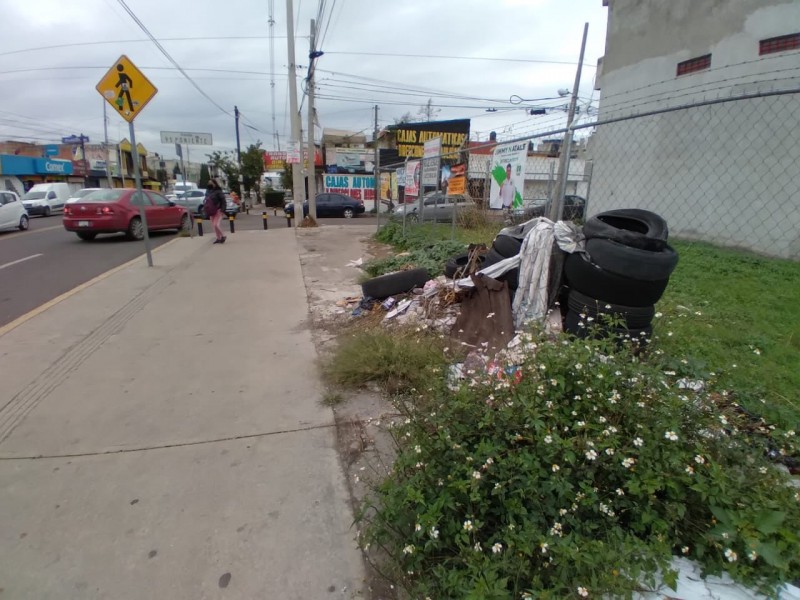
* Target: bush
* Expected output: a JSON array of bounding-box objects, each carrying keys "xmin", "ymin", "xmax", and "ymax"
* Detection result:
[
  {"xmin": 359, "ymin": 326, "xmax": 800, "ymax": 598},
  {"xmin": 263, "ymin": 190, "xmax": 286, "ymax": 207},
  {"xmin": 363, "ymin": 238, "xmax": 465, "ymax": 278}
]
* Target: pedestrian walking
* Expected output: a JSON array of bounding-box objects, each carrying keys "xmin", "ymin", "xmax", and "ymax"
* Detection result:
[{"xmin": 204, "ymin": 178, "xmax": 227, "ymax": 244}]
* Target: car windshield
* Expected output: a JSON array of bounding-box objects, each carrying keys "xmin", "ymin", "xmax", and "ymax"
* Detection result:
[
  {"xmin": 23, "ymin": 192, "xmax": 46, "ymax": 200},
  {"xmin": 78, "ymin": 189, "xmax": 127, "ymax": 202}
]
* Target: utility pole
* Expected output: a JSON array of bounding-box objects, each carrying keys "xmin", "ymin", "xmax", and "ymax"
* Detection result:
[
  {"xmin": 374, "ymin": 104, "xmax": 380, "ymax": 230},
  {"xmin": 102, "ymin": 101, "xmax": 113, "ymax": 188},
  {"xmin": 235, "ymin": 105, "xmax": 244, "ymax": 202},
  {"xmin": 549, "ymin": 22, "xmax": 588, "ymax": 222},
  {"xmin": 307, "ymin": 18, "xmax": 317, "ymax": 220},
  {"xmin": 286, "ymin": 0, "xmax": 304, "ymax": 227}
]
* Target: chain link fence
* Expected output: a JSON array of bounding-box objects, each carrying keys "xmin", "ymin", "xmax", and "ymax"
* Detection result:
[{"xmin": 376, "ymin": 88, "xmax": 799, "ymax": 260}]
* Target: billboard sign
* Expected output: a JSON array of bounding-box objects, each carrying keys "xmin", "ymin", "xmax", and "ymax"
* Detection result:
[
  {"xmin": 421, "ymin": 137, "xmax": 441, "ymax": 187},
  {"xmin": 323, "ymin": 174, "xmax": 376, "ymax": 201},
  {"xmin": 404, "ymin": 160, "xmax": 421, "ymax": 197},
  {"xmin": 489, "ymin": 141, "xmax": 528, "ymax": 210},
  {"xmin": 393, "ymin": 118, "xmax": 470, "ymax": 159}
]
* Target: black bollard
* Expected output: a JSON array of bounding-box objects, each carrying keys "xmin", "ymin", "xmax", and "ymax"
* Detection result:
[
  {"xmin": 195, "ymin": 217, "xmax": 203, "ymax": 236},
  {"xmin": 286, "ymin": 215, "xmax": 292, "ymax": 227},
  {"xmin": 262, "ymin": 211, "xmax": 269, "ymax": 230},
  {"xmin": 228, "ymin": 214, "xmax": 235, "ymax": 233}
]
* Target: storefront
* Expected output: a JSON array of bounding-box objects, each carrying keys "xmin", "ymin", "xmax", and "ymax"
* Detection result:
[{"xmin": 0, "ymin": 154, "xmax": 74, "ymax": 191}]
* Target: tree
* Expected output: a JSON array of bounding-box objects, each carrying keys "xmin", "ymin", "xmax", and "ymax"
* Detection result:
[
  {"xmin": 207, "ymin": 150, "xmax": 239, "ymax": 193},
  {"xmin": 394, "ymin": 112, "xmax": 415, "ymax": 125},
  {"xmin": 417, "ymin": 98, "xmax": 440, "ymax": 122},
  {"xmin": 198, "ymin": 164, "xmax": 210, "ymax": 188},
  {"xmin": 240, "ymin": 141, "xmax": 265, "ymax": 197},
  {"xmin": 281, "ymin": 165, "xmax": 292, "ymax": 191}
]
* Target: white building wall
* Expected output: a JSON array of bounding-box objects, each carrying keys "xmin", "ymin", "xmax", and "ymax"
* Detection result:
[{"xmin": 589, "ymin": 0, "xmax": 800, "ymax": 258}]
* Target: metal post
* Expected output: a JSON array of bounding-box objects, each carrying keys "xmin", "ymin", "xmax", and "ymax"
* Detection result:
[
  {"xmin": 229, "ymin": 214, "xmax": 235, "ymax": 233},
  {"xmin": 80, "ymin": 134, "xmax": 89, "ymax": 187},
  {"xmin": 402, "ymin": 157, "xmax": 408, "ymax": 237},
  {"xmin": 262, "ymin": 211, "xmax": 269, "ymax": 230},
  {"xmin": 548, "ymin": 22, "xmax": 588, "ymax": 222},
  {"xmin": 179, "ymin": 145, "xmax": 186, "ymax": 191},
  {"xmin": 374, "ymin": 104, "xmax": 380, "ymax": 230},
  {"xmin": 128, "ymin": 121, "xmax": 153, "ymax": 267},
  {"xmin": 286, "ymin": 0, "xmax": 305, "ymax": 228},
  {"xmin": 102, "ymin": 102, "xmax": 113, "ymax": 188},
  {"xmin": 307, "ymin": 21, "xmax": 317, "ymax": 220}
]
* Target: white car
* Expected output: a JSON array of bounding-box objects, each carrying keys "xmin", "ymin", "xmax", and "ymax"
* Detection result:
[
  {"xmin": 66, "ymin": 188, "xmax": 103, "ymax": 204},
  {"xmin": 0, "ymin": 190, "xmax": 30, "ymax": 231}
]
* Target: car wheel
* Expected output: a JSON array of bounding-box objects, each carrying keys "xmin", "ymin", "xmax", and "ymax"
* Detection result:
[
  {"xmin": 126, "ymin": 216, "xmax": 144, "ymax": 241},
  {"xmin": 564, "ymin": 252, "xmax": 670, "ymax": 306},
  {"xmin": 586, "ymin": 238, "xmax": 679, "ymax": 282},
  {"xmin": 77, "ymin": 232, "xmax": 97, "ymax": 241},
  {"xmin": 179, "ymin": 214, "xmax": 190, "ymax": 232},
  {"xmin": 343, "ymin": 208, "xmax": 354, "ymax": 218},
  {"xmin": 583, "ymin": 209, "xmax": 669, "ymax": 249},
  {"xmin": 406, "ymin": 212, "xmax": 419, "ymax": 223},
  {"xmin": 43, "ymin": 206, "xmax": 51, "ymax": 218},
  {"xmin": 361, "ymin": 267, "xmax": 431, "ymax": 300},
  {"xmin": 18, "ymin": 215, "xmax": 29, "ymax": 231},
  {"xmin": 567, "ymin": 289, "xmax": 655, "ymax": 329}
]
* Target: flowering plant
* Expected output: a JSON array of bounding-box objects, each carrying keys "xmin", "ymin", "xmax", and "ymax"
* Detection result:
[{"xmin": 359, "ymin": 326, "xmax": 800, "ymax": 598}]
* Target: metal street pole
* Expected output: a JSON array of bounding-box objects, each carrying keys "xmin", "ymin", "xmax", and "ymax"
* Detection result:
[
  {"xmin": 548, "ymin": 22, "xmax": 589, "ymax": 222},
  {"xmin": 286, "ymin": 0, "xmax": 305, "ymax": 228},
  {"xmin": 306, "ymin": 19, "xmax": 317, "ymax": 220},
  {"xmin": 80, "ymin": 134, "xmax": 89, "ymax": 188},
  {"xmin": 374, "ymin": 104, "xmax": 380, "ymax": 230},
  {"xmin": 128, "ymin": 121, "xmax": 153, "ymax": 267}
]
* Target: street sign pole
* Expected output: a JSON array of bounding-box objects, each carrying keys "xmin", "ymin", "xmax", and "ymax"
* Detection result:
[{"xmin": 129, "ymin": 121, "xmax": 153, "ymax": 267}]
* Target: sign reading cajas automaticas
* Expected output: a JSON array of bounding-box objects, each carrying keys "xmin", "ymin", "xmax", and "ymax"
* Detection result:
[{"xmin": 392, "ymin": 119, "xmax": 470, "ymax": 159}]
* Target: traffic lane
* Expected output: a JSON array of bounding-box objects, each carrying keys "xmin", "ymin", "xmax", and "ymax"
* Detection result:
[
  {"xmin": 0, "ymin": 225, "xmax": 177, "ymax": 327},
  {"xmin": 0, "ymin": 216, "xmax": 69, "ymax": 265}
]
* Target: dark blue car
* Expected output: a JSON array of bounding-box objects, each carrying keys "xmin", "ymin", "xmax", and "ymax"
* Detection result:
[{"xmin": 284, "ymin": 192, "xmax": 366, "ymax": 219}]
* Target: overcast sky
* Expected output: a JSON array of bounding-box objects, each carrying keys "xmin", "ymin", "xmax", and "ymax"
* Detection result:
[{"xmin": 0, "ymin": 0, "xmax": 608, "ymax": 161}]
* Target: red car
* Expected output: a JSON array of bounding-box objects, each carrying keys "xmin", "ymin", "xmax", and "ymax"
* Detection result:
[{"xmin": 64, "ymin": 189, "xmax": 191, "ymax": 241}]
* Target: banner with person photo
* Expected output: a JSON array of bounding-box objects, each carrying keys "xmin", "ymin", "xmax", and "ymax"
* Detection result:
[{"xmin": 488, "ymin": 141, "xmax": 527, "ymax": 210}]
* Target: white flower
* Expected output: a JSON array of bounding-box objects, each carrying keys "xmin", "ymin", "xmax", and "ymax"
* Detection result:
[
  {"xmin": 598, "ymin": 416, "xmax": 607, "ymax": 423},
  {"xmin": 749, "ymin": 550, "xmax": 758, "ymax": 561},
  {"xmin": 493, "ymin": 482, "xmax": 502, "ymax": 490},
  {"xmin": 685, "ymin": 465, "xmax": 695, "ymax": 475},
  {"xmin": 577, "ymin": 586, "xmax": 589, "ymax": 597},
  {"xmin": 616, "ymin": 488, "xmax": 625, "ymax": 496},
  {"xmin": 550, "ymin": 378, "xmax": 558, "ymax": 386},
  {"xmin": 549, "ymin": 522, "xmax": 563, "ymax": 537},
  {"xmin": 694, "ymin": 455, "xmax": 705, "ymax": 464},
  {"xmin": 577, "ymin": 421, "xmax": 586, "ymax": 428},
  {"xmin": 472, "ymin": 470, "xmax": 482, "ymax": 480},
  {"xmin": 785, "ymin": 430, "xmax": 796, "ymax": 437},
  {"xmin": 719, "ymin": 415, "xmax": 728, "ymax": 426},
  {"xmin": 552, "ymin": 464, "xmax": 560, "ymax": 472},
  {"xmin": 473, "ymin": 542, "xmax": 482, "ymax": 552},
  {"xmin": 544, "ymin": 435, "xmax": 553, "ymax": 444},
  {"xmin": 485, "ymin": 457, "xmax": 494, "ymax": 466},
  {"xmin": 665, "ymin": 431, "xmax": 679, "ymax": 441},
  {"xmin": 724, "ymin": 548, "xmax": 738, "ymax": 562},
  {"xmin": 622, "ymin": 457, "xmax": 636, "ymax": 469},
  {"xmin": 585, "ymin": 449, "xmax": 598, "ymax": 461},
  {"xmin": 753, "ymin": 348, "xmax": 761, "ymax": 355},
  {"xmin": 633, "ymin": 437, "xmax": 644, "ymax": 447},
  {"xmin": 655, "ymin": 312, "xmax": 663, "ymax": 318},
  {"xmin": 681, "ymin": 546, "xmax": 690, "ymax": 555},
  {"xmin": 402, "ymin": 544, "xmax": 415, "ymax": 555},
  {"xmin": 575, "ymin": 363, "xmax": 583, "ymax": 371},
  {"xmin": 429, "ymin": 527, "xmax": 439, "ymax": 539},
  {"xmin": 463, "ymin": 520, "xmax": 474, "ymax": 532},
  {"xmin": 540, "ymin": 542, "xmax": 548, "ymax": 554},
  {"xmin": 559, "ymin": 508, "xmax": 568, "ymax": 516},
  {"xmin": 759, "ymin": 466, "xmax": 768, "ymax": 474},
  {"xmin": 491, "ymin": 542, "xmax": 503, "ymax": 554},
  {"xmin": 415, "ymin": 523, "xmax": 422, "ymax": 532}
]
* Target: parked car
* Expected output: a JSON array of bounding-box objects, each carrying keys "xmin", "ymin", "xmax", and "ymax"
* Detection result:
[
  {"xmin": 63, "ymin": 188, "xmax": 190, "ymax": 241},
  {"xmin": 66, "ymin": 188, "xmax": 103, "ymax": 204},
  {"xmin": 512, "ymin": 195, "xmax": 587, "ymax": 222},
  {"xmin": 284, "ymin": 192, "xmax": 365, "ymax": 219},
  {"xmin": 392, "ymin": 192, "xmax": 473, "ymax": 223},
  {"xmin": 174, "ymin": 189, "xmax": 206, "ymax": 216},
  {"xmin": 21, "ymin": 182, "xmax": 71, "ymax": 217},
  {"xmin": 0, "ymin": 190, "xmax": 29, "ymax": 232}
]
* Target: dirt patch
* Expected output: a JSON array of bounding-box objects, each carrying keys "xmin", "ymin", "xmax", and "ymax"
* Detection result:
[{"xmin": 296, "ymin": 225, "xmax": 400, "ymax": 600}]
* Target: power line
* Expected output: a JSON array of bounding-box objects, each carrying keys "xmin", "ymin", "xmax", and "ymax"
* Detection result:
[
  {"xmin": 115, "ymin": 0, "xmax": 233, "ymax": 117},
  {"xmin": 324, "ymin": 50, "xmax": 597, "ymax": 66}
]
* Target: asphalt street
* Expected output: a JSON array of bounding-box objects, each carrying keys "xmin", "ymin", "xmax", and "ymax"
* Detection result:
[{"xmin": 0, "ymin": 210, "xmax": 377, "ymax": 327}]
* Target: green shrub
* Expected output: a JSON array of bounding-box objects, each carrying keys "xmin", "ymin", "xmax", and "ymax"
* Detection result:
[
  {"xmin": 359, "ymin": 327, "xmax": 800, "ymax": 598},
  {"xmin": 263, "ymin": 190, "xmax": 286, "ymax": 207},
  {"xmin": 363, "ymin": 238, "xmax": 466, "ymax": 277}
]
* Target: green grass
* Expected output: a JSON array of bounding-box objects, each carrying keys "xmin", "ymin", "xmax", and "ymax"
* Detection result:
[{"xmin": 654, "ymin": 240, "xmax": 800, "ymax": 421}]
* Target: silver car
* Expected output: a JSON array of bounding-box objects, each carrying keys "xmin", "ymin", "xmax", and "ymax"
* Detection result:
[{"xmin": 393, "ymin": 192, "xmax": 473, "ymax": 223}]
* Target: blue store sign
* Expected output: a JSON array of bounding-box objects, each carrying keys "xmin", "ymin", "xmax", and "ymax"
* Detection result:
[{"xmin": 0, "ymin": 155, "xmax": 74, "ymax": 176}]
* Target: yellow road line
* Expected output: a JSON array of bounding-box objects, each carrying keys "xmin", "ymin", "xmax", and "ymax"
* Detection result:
[
  {"xmin": 0, "ymin": 224, "xmax": 62, "ymax": 241},
  {"xmin": 0, "ymin": 237, "xmax": 181, "ymax": 338}
]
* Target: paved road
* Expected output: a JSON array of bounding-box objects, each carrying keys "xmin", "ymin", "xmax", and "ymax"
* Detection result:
[
  {"xmin": 0, "ymin": 210, "xmax": 377, "ymax": 327},
  {"xmin": 0, "ymin": 216, "xmax": 179, "ymax": 327}
]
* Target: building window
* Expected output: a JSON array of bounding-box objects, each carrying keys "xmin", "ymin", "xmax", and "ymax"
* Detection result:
[
  {"xmin": 676, "ymin": 54, "xmax": 711, "ymax": 76},
  {"xmin": 760, "ymin": 33, "xmax": 800, "ymax": 56}
]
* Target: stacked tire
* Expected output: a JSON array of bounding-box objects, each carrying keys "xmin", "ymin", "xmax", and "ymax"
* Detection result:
[
  {"xmin": 443, "ymin": 233, "xmax": 521, "ymax": 291},
  {"xmin": 564, "ymin": 209, "xmax": 678, "ymax": 344}
]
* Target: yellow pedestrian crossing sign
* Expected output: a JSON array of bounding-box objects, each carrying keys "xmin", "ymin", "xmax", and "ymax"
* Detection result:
[{"xmin": 96, "ymin": 55, "xmax": 157, "ymax": 122}]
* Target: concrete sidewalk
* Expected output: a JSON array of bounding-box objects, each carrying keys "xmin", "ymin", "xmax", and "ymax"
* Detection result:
[{"xmin": 0, "ymin": 229, "xmax": 366, "ymax": 599}]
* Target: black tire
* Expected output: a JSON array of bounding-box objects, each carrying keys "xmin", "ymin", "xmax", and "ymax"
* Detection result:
[
  {"xmin": 444, "ymin": 253, "xmax": 486, "ymax": 279},
  {"xmin": 498, "ymin": 267, "xmax": 519, "ymax": 290},
  {"xmin": 343, "ymin": 208, "xmax": 355, "ymax": 218},
  {"xmin": 564, "ymin": 309, "xmax": 653, "ymax": 343},
  {"xmin": 18, "ymin": 215, "xmax": 29, "ymax": 231},
  {"xmin": 583, "ymin": 209, "xmax": 669, "ymax": 250},
  {"xmin": 126, "ymin": 217, "xmax": 144, "ymax": 241},
  {"xmin": 564, "ymin": 252, "xmax": 669, "ymax": 306},
  {"xmin": 76, "ymin": 232, "xmax": 97, "ymax": 241},
  {"xmin": 585, "ymin": 238, "xmax": 678, "ymax": 282},
  {"xmin": 492, "ymin": 234, "xmax": 523, "ymax": 258},
  {"xmin": 179, "ymin": 214, "xmax": 190, "ymax": 232},
  {"xmin": 482, "ymin": 247, "xmax": 506, "ymax": 268},
  {"xmin": 567, "ymin": 289, "xmax": 654, "ymax": 329},
  {"xmin": 43, "ymin": 206, "xmax": 52, "ymax": 218},
  {"xmin": 361, "ymin": 267, "xmax": 431, "ymax": 300}
]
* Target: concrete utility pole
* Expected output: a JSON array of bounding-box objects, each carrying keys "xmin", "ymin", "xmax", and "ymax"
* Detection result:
[
  {"xmin": 235, "ymin": 105, "xmax": 244, "ymax": 204},
  {"xmin": 286, "ymin": 0, "xmax": 305, "ymax": 227},
  {"xmin": 549, "ymin": 22, "xmax": 589, "ymax": 222},
  {"xmin": 307, "ymin": 18, "xmax": 317, "ymax": 220},
  {"xmin": 102, "ymin": 101, "xmax": 113, "ymax": 188},
  {"xmin": 374, "ymin": 104, "xmax": 380, "ymax": 229}
]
